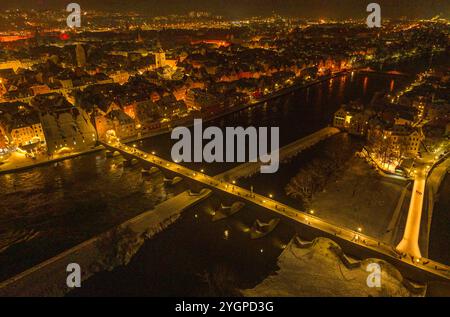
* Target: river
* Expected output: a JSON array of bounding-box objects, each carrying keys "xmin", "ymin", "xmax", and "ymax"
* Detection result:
[{"xmin": 0, "ymin": 55, "xmax": 448, "ymax": 295}]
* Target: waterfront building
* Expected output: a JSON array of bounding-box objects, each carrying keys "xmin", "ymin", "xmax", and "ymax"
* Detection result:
[
  {"xmin": 0, "ymin": 102, "xmax": 46, "ymax": 150},
  {"xmin": 32, "ymin": 93, "xmax": 97, "ymax": 154},
  {"xmin": 105, "ymin": 110, "xmax": 137, "ymax": 140},
  {"xmin": 333, "ymin": 104, "xmax": 369, "ymax": 136}
]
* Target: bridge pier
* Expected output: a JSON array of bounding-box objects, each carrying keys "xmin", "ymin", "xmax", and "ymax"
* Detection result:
[
  {"xmin": 105, "ymin": 150, "xmax": 121, "ymax": 158},
  {"xmin": 123, "ymin": 158, "xmax": 138, "ymax": 167},
  {"xmin": 184, "ymin": 178, "xmax": 207, "ymax": 194}
]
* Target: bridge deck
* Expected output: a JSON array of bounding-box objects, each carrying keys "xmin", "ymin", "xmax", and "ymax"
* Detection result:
[
  {"xmin": 216, "ymin": 127, "xmax": 340, "ymax": 181},
  {"xmin": 102, "ymin": 141, "xmax": 450, "ymax": 283}
]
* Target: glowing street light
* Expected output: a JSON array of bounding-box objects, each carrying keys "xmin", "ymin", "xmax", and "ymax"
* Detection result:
[{"xmin": 357, "ymin": 227, "xmax": 362, "ymax": 233}]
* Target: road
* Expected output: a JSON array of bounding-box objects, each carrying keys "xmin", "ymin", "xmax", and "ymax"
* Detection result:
[
  {"xmin": 396, "ymin": 148, "xmax": 449, "ymax": 258},
  {"xmin": 396, "ymin": 165, "xmax": 426, "ymax": 258},
  {"xmin": 103, "ymin": 140, "xmax": 450, "ymax": 282}
]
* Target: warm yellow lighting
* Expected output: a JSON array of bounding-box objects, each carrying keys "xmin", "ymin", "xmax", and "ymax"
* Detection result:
[
  {"xmin": 345, "ymin": 115, "xmax": 352, "ymax": 124},
  {"xmin": 357, "ymin": 227, "xmax": 362, "ymax": 232}
]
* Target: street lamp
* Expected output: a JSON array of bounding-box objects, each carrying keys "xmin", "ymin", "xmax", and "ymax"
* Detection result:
[
  {"xmin": 357, "ymin": 227, "xmax": 362, "ymax": 233},
  {"xmin": 309, "ymin": 209, "xmax": 314, "ymax": 215}
]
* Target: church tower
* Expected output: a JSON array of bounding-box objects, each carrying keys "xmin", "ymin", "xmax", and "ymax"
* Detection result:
[{"xmin": 154, "ymin": 40, "xmax": 166, "ymax": 69}]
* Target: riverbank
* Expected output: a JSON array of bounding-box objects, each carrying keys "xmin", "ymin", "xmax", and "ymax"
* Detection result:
[{"xmin": 0, "ymin": 146, "xmax": 103, "ymax": 175}]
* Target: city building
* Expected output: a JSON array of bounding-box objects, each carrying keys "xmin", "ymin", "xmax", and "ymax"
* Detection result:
[
  {"xmin": 185, "ymin": 88, "xmax": 218, "ymax": 110},
  {"xmin": 32, "ymin": 93, "xmax": 97, "ymax": 154},
  {"xmin": 333, "ymin": 104, "xmax": 369, "ymax": 136},
  {"xmin": 0, "ymin": 101, "xmax": 46, "ymax": 150}
]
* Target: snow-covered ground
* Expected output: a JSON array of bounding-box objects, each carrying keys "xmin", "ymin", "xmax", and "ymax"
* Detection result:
[
  {"xmin": 243, "ymin": 237, "xmax": 423, "ymax": 297},
  {"xmin": 309, "ymin": 157, "xmax": 408, "ymax": 240}
]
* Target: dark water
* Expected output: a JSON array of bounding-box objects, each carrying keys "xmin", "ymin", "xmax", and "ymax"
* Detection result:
[
  {"xmin": 0, "ymin": 154, "xmax": 181, "ymax": 281},
  {"xmin": 0, "ymin": 55, "xmax": 448, "ymax": 294},
  {"xmin": 70, "ymin": 200, "xmax": 297, "ymax": 296}
]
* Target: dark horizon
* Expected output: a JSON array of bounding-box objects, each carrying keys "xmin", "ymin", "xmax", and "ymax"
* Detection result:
[{"xmin": 1, "ymin": 0, "xmax": 449, "ymax": 19}]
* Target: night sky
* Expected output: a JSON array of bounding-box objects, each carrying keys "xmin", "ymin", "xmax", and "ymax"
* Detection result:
[{"xmin": 0, "ymin": 0, "xmax": 449, "ymax": 19}]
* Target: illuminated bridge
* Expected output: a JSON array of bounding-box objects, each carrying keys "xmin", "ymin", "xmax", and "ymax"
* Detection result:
[{"xmin": 101, "ymin": 140, "xmax": 450, "ymax": 285}]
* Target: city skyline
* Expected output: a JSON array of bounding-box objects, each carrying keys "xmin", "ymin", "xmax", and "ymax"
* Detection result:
[{"xmin": 0, "ymin": 0, "xmax": 449, "ymax": 19}]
